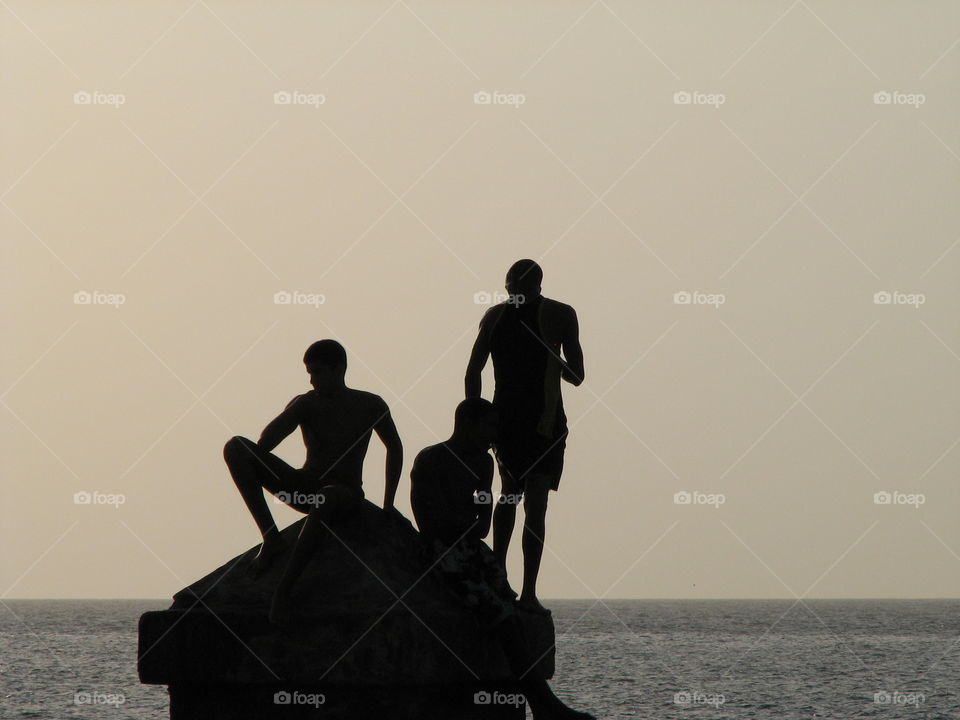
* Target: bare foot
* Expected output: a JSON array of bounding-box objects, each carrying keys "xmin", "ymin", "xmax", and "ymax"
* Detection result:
[
  {"xmin": 247, "ymin": 537, "xmax": 286, "ymax": 578},
  {"xmin": 269, "ymin": 590, "xmax": 293, "ymax": 626},
  {"xmin": 518, "ymin": 595, "xmax": 551, "ymax": 616}
]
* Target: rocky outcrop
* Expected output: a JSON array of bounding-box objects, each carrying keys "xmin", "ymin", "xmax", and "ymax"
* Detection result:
[{"xmin": 138, "ymin": 500, "xmax": 554, "ymax": 719}]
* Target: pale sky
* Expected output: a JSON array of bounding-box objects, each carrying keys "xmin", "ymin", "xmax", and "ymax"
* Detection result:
[{"xmin": 2, "ymin": 1, "xmax": 959, "ymax": 599}]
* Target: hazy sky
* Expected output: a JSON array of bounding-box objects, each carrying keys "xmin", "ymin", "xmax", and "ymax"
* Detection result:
[{"xmin": 2, "ymin": 1, "xmax": 959, "ymax": 600}]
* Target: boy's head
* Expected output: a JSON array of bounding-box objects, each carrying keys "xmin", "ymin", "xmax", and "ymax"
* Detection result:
[
  {"xmin": 505, "ymin": 258, "xmax": 542, "ymax": 301},
  {"xmin": 453, "ymin": 397, "xmax": 498, "ymax": 449},
  {"xmin": 303, "ymin": 339, "xmax": 347, "ymax": 389}
]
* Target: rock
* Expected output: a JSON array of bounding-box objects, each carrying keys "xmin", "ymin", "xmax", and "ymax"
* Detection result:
[{"xmin": 138, "ymin": 500, "xmax": 554, "ymax": 719}]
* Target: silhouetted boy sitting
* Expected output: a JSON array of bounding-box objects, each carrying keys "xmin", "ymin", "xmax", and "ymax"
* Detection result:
[
  {"xmin": 223, "ymin": 339, "xmax": 402, "ymax": 625},
  {"xmin": 410, "ymin": 398, "xmax": 594, "ymax": 720}
]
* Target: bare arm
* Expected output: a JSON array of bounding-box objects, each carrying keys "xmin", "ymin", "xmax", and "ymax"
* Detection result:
[
  {"xmin": 464, "ymin": 311, "xmax": 493, "ymax": 398},
  {"xmin": 409, "ymin": 457, "xmax": 439, "ymax": 536},
  {"xmin": 473, "ymin": 455, "xmax": 495, "ymax": 541},
  {"xmin": 560, "ymin": 307, "xmax": 584, "ymax": 386},
  {"xmin": 373, "ymin": 401, "xmax": 403, "ymax": 510},
  {"xmin": 258, "ymin": 395, "xmax": 306, "ymax": 452}
]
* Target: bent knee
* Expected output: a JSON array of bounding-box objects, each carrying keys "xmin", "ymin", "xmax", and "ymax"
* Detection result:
[{"xmin": 223, "ymin": 435, "xmax": 255, "ymax": 461}]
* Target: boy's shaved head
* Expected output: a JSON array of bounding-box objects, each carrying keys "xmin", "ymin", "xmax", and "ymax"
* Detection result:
[
  {"xmin": 506, "ymin": 258, "xmax": 542, "ymax": 286},
  {"xmin": 505, "ymin": 259, "xmax": 542, "ymax": 300}
]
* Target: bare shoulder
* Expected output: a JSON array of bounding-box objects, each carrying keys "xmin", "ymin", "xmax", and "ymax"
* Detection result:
[
  {"xmin": 541, "ymin": 297, "xmax": 578, "ymax": 329},
  {"xmin": 542, "ymin": 296, "xmax": 575, "ymax": 315},
  {"xmin": 416, "ymin": 442, "xmax": 444, "ymax": 465},
  {"xmin": 411, "ymin": 443, "xmax": 444, "ymax": 479},
  {"xmin": 285, "ymin": 391, "xmax": 314, "ymax": 410},
  {"xmin": 349, "ymin": 389, "xmax": 390, "ymax": 417},
  {"xmin": 479, "ymin": 302, "xmax": 508, "ymax": 330}
]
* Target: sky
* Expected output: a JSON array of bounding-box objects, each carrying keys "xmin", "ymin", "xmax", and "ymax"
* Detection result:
[{"xmin": 2, "ymin": 0, "xmax": 959, "ymax": 600}]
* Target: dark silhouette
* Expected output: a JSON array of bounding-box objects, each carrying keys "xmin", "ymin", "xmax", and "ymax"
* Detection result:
[
  {"xmin": 410, "ymin": 398, "xmax": 594, "ymax": 720},
  {"xmin": 142, "ymin": 454, "xmax": 561, "ymax": 718},
  {"xmin": 223, "ymin": 339, "xmax": 402, "ymax": 625},
  {"xmin": 465, "ymin": 260, "xmax": 584, "ymax": 615}
]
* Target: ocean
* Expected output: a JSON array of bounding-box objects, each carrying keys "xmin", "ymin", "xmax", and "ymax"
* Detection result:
[{"xmin": 1, "ymin": 599, "xmax": 957, "ymax": 719}]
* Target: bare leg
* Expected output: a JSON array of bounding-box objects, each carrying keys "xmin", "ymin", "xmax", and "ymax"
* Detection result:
[
  {"xmin": 269, "ymin": 486, "xmax": 359, "ymax": 625},
  {"xmin": 495, "ymin": 615, "xmax": 594, "ymax": 720},
  {"xmin": 269, "ymin": 506, "xmax": 330, "ymax": 625},
  {"xmin": 223, "ymin": 436, "xmax": 288, "ymax": 574},
  {"xmin": 519, "ymin": 477, "xmax": 551, "ymax": 615},
  {"xmin": 492, "ymin": 490, "xmax": 518, "ymax": 569}
]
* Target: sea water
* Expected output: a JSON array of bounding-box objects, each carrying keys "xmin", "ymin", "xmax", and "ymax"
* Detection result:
[{"xmin": 1, "ymin": 599, "xmax": 958, "ymax": 719}]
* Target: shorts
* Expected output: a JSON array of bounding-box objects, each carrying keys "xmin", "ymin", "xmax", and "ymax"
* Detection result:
[{"xmin": 493, "ymin": 430, "xmax": 566, "ymax": 492}]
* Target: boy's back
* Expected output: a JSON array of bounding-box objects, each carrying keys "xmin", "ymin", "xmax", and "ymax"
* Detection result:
[
  {"xmin": 410, "ymin": 442, "xmax": 492, "ymax": 545},
  {"xmin": 284, "ymin": 388, "xmax": 389, "ymax": 487}
]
